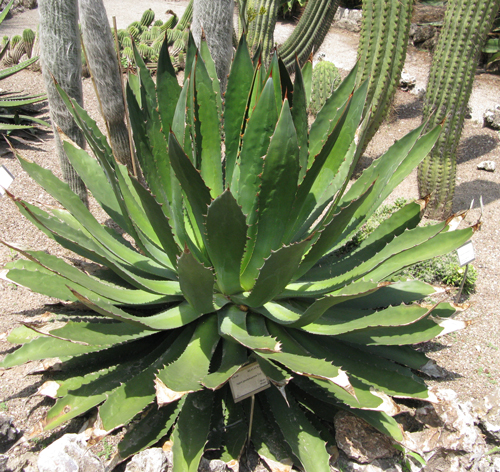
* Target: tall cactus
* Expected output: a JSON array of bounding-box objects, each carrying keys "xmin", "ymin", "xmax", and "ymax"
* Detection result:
[
  {"xmin": 79, "ymin": 0, "xmax": 133, "ymax": 171},
  {"xmin": 39, "ymin": 0, "xmax": 87, "ymax": 205},
  {"xmin": 355, "ymin": 0, "xmax": 413, "ymax": 149},
  {"xmin": 246, "ymin": 0, "xmax": 280, "ymax": 60},
  {"xmin": 418, "ymin": 0, "xmax": 500, "ymax": 218},
  {"xmin": 278, "ymin": 0, "xmax": 340, "ymax": 71}
]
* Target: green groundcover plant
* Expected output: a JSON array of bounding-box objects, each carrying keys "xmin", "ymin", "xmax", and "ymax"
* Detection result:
[{"xmin": 0, "ymin": 33, "xmax": 477, "ymax": 471}]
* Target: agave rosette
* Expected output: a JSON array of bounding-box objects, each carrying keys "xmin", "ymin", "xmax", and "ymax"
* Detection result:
[{"xmin": 1, "ymin": 33, "xmax": 475, "ymax": 470}]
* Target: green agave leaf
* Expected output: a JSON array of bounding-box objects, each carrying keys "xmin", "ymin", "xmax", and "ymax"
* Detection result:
[
  {"xmin": 202, "ymin": 338, "xmax": 248, "ymax": 390},
  {"xmin": 0, "ymin": 92, "xmax": 43, "ymax": 106},
  {"xmin": 265, "ymin": 387, "xmax": 331, "ymax": 472},
  {"xmin": 0, "ymin": 123, "xmax": 33, "ymax": 130},
  {"xmin": 345, "ymin": 407, "xmax": 404, "ymax": 443},
  {"xmin": 62, "ymin": 141, "xmax": 132, "ymax": 233},
  {"xmin": 267, "ymin": 53, "xmax": 283, "ymax": 117},
  {"xmin": 302, "ymin": 303, "xmax": 438, "ymax": 336},
  {"xmin": 198, "ymin": 36, "xmax": 223, "ymax": 117},
  {"xmin": 16, "ymin": 155, "xmax": 174, "ymax": 280},
  {"xmin": 301, "ymin": 57, "xmax": 313, "ymax": 106},
  {"xmin": 194, "ymin": 51, "xmax": 223, "ymax": 198},
  {"xmin": 231, "ymin": 77, "xmax": 277, "ymax": 217},
  {"xmin": 0, "ymin": 1, "xmax": 13, "ymax": 24},
  {"xmin": 254, "ymin": 355, "xmax": 291, "ymax": 384},
  {"xmin": 51, "ymin": 321, "xmax": 155, "ymax": 346},
  {"xmin": 69, "ymin": 293, "xmax": 204, "ymax": 331},
  {"xmin": 292, "ymin": 57, "xmax": 310, "ymax": 180},
  {"xmin": 253, "ymin": 300, "xmax": 308, "ymax": 325},
  {"xmin": 156, "ymin": 35, "xmax": 182, "ymax": 133},
  {"xmin": 172, "ymin": 389, "xmax": 214, "ymax": 472},
  {"xmin": 241, "ymin": 99, "xmax": 300, "ymax": 287},
  {"xmin": 305, "ymin": 200, "xmax": 425, "ymax": 282},
  {"xmin": 245, "ymin": 240, "xmax": 309, "ymax": 307},
  {"xmin": 99, "ymin": 327, "xmax": 194, "ymax": 431},
  {"xmin": 224, "ymin": 34, "xmax": 254, "ymax": 185},
  {"xmin": 292, "ymin": 331, "xmax": 428, "ymax": 400},
  {"xmin": 205, "ymin": 190, "xmax": 247, "ymax": 295},
  {"xmin": 337, "ymin": 303, "xmax": 458, "ymax": 346},
  {"xmin": 44, "ymin": 335, "xmax": 174, "ymax": 430},
  {"xmin": 7, "ymin": 325, "xmax": 42, "ymax": 344},
  {"xmin": 0, "ymin": 335, "xmax": 108, "ymax": 369},
  {"xmin": 251, "ymin": 396, "xmax": 295, "ymax": 466},
  {"xmin": 353, "ymin": 344, "xmax": 431, "ymax": 372},
  {"xmin": 177, "ymin": 249, "xmax": 215, "ymax": 314},
  {"xmin": 156, "ymin": 315, "xmax": 220, "ymax": 394},
  {"xmin": 220, "ymin": 392, "xmax": 248, "ymax": 462},
  {"xmin": 217, "ymin": 306, "xmax": 280, "ymax": 352},
  {"xmin": 0, "ymin": 114, "xmax": 49, "ymax": 126},
  {"xmin": 118, "ymin": 398, "xmax": 185, "ymax": 460}
]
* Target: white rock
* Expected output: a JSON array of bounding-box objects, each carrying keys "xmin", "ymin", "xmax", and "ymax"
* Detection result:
[
  {"xmin": 125, "ymin": 447, "xmax": 169, "ymax": 472},
  {"xmin": 400, "ymin": 71, "xmax": 416, "ymax": 90},
  {"xmin": 477, "ymin": 161, "xmax": 496, "ymax": 172},
  {"xmin": 37, "ymin": 434, "xmax": 105, "ymax": 472}
]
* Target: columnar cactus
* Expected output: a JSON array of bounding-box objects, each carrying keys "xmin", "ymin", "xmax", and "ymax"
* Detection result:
[
  {"xmin": 355, "ymin": 0, "xmax": 413, "ymax": 149},
  {"xmin": 39, "ymin": 0, "xmax": 87, "ymax": 205},
  {"xmin": 246, "ymin": 0, "xmax": 280, "ymax": 60},
  {"xmin": 308, "ymin": 59, "xmax": 341, "ymax": 116},
  {"xmin": 140, "ymin": 8, "xmax": 155, "ymax": 28},
  {"xmin": 22, "ymin": 28, "xmax": 35, "ymax": 58},
  {"xmin": 418, "ymin": 0, "xmax": 500, "ymax": 218},
  {"xmin": 278, "ymin": 0, "xmax": 340, "ymax": 71},
  {"xmin": 79, "ymin": 0, "xmax": 134, "ymax": 171}
]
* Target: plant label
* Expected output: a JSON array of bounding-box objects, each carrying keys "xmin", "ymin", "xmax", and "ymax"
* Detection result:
[
  {"xmin": 0, "ymin": 165, "xmax": 14, "ymax": 196},
  {"xmin": 457, "ymin": 241, "xmax": 475, "ymax": 267},
  {"xmin": 229, "ymin": 362, "xmax": 270, "ymax": 403}
]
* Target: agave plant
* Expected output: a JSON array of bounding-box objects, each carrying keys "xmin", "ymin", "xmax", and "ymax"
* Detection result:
[{"xmin": 0, "ymin": 33, "xmax": 476, "ymax": 471}]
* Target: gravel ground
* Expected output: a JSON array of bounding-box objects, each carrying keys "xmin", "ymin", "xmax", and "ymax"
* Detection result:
[{"xmin": 0, "ymin": 0, "xmax": 500, "ymax": 467}]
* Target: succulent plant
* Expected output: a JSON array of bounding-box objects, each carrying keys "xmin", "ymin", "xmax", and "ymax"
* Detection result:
[
  {"xmin": 308, "ymin": 59, "xmax": 342, "ymax": 116},
  {"xmin": 141, "ymin": 8, "xmax": 155, "ymax": 28},
  {"xmin": 0, "ymin": 0, "xmax": 46, "ymax": 137},
  {"xmin": 1, "ymin": 34, "xmax": 477, "ymax": 470},
  {"xmin": 127, "ymin": 25, "xmax": 140, "ymax": 40},
  {"xmin": 22, "ymin": 28, "xmax": 35, "ymax": 58},
  {"xmin": 418, "ymin": 0, "xmax": 500, "ymax": 218}
]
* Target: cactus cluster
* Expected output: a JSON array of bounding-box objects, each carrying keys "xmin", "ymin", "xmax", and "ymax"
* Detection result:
[
  {"xmin": 307, "ymin": 59, "xmax": 341, "ymax": 116},
  {"xmin": 114, "ymin": 2, "xmax": 192, "ymax": 71},
  {"xmin": 0, "ymin": 28, "xmax": 37, "ymax": 67}
]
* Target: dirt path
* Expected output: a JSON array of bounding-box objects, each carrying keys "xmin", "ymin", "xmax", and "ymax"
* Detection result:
[{"xmin": 0, "ymin": 0, "xmax": 500, "ymax": 467}]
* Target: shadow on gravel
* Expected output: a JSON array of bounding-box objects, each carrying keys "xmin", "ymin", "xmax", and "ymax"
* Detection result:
[
  {"xmin": 458, "ymin": 133, "xmax": 499, "ymax": 163},
  {"xmin": 454, "ymin": 179, "xmax": 500, "ymax": 212},
  {"xmin": 394, "ymin": 96, "xmax": 423, "ymax": 120}
]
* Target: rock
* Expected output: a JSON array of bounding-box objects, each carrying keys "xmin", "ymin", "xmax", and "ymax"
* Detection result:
[
  {"xmin": 37, "ymin": 433, "xmax": 105, "ymax": 472},
  {"xmin": 409, "ymin": 389, "xmax": 482, "ymax": 456},
  {"xmin": 334, "ymin": 8, "xmax": 363, "ymax": 33},
  {"xmin": 3, "ymin": 451, "xmax": 38, "ymax": 472},
  {"xmin": 411, "ymin": 24, "xmax": 435, "ymax": 44},
  {"xmin": 411, "ymin": 4, "xmax": 447, "ymax": 24},
  {"xmin": 331, "ymin": 451, "xmax": 403, "ymax": 472},
  {"xmin": 0, "ymin": 454, "xmax": 8, "ymax": 472},
  {"xmin": 334, "ymin": 411, "xmax": 396, "ymax": 464},
  {"xmin": 199, "ymin": 458, "xmax": 232, "ymax": 472},
  {"xmin": 125, "ymin": 447, "xmax": 169, "ymax": 472},
  {"xmin": 399, "ymin": 71, "xmax": 416, "ymax": 91},
  {"xmin": 0, "ymin": 415, "xmax": 19, "ymax": 453},
  {"xmin": 410, "ymin": 87, "xmax": 426, "ymax": 100},
  {"xmin": 473, "ymin": 387, "xmax": 500, "ymax": 441},
  {"xmin": 477, "ymin": 161, "xmax": 496, "ymax": 172},
  {"xmin": 471, "ymin": 454, "xmax": 500, "ymax": 472},
  {"xmin": 484, "ymin": 105, "xmax": 500, "ymax": 129}
]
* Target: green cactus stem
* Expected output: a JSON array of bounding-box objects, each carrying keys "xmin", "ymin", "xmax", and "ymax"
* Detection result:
[
  {"xmin": 39, "ymin": 0, "xmax": 88, "ymax": 205},
  {"xmin": 418, "ymin": 0, "xmax": 500, "ymax": 219},
  {"xmin": 308, "ymin": 59, "xmax": 341, "ymax": 116},
  {"xmin": 278, "ymin": 0, "xmax": 340, "ymax": 71},
  {"xmin": 22, "ymin": 28, "xmax": 35, "ymax": 58},
  {"xmin": 141, "ymin": 9, "xmax": 155, "ymax": 28},
  {"xmin": 176, "ymin": 0, "xmax": 193, "ymax": 31},
  {"xmin": 10, "ymin": 34, "xmax": 21, "ymax": 49},
  {"xmin": 246, "ymin": 0, "xmax": 280, "ymax": 60},
  {"xmin": 355, "ymin": 0, "xmax": 413, "ymax": 149}
]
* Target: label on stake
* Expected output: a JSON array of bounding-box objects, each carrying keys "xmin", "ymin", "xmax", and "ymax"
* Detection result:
[
  {"xmin": 229, "ymin": 362, "xmax": 270, "ymax": 403},
  {"xmin": 457, "ymin": 241, "xmax": 475, "ymax": 267},
  {"xmin": 0, "ymin": 165, "xmax": 14, "ymax": 196}
]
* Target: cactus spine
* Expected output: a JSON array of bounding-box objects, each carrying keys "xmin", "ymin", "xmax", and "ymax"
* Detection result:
[
  {"xmin": 355, "ymin": 0, "xmax": 413, "ymax": 149},
  {"xmin": 39, "ymin": 0, "xmax": 87, "ymax": 205},
  {"xmin": 418, "ymin": 0, "xmax": 500, "ymax": 218},
  {"xmin": 308, "ymin": 60, "xmax": 341, "ymax": 116},
  {"xmin": 79, "ymin": 0, "xmax": 134, "ymax": 170},
  {"xmin": 278, "ymin": 0, "xmax": 340, "ymax": 71}
]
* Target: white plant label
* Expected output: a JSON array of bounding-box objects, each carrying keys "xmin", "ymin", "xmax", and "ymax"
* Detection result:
[
  {"xmin": 0, "ymin": 165, "xmax": 14, "ymax": 196},
  {"xmin": 229, "ymin": 362, "xmax": 270, "ymax": 403},
  {"xmin": 457, "ymin": 241, "xmax": 475, "ymax": 267}
]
